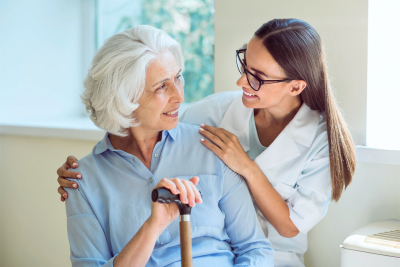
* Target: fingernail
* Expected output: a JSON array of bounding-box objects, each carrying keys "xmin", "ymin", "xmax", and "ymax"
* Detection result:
[
  {"xmin": 190, "ymin": 200, "xmax": 196, "ymax": 207},
  {"xmin": 200, "ymin": 123, "xmax": 205, "ymax": 127},
  {"xmin": 184, "ymin": 197, "xmax": 188, "ymax": 204},
  {"xmin": 175, "ymin": 189, "xmax": 180, "ymax": 194},
  {"xmin": 72, "ymin": 163, "xmax": 78, "ymax": 167},
  {"xmin": 76, "ymin": 174, "xmax": 82, "ymax": 178},
  {"xmin": 73, "ymin": 184, "xmax": 77, "ymax": 188},
  {"xmin": 200, "ymin": 138, "xmax": 205, "ymax": 142},
  {"xmin": 198, "ymin": 196, "xmax": 203, "ymax": 203},
  {"xmin": 63, "ymin": 193, "xmax": 66, "ymax": 198},
  {"xmin": 199, "ymin": 128, "xmax": 204, "ymax": 131}
]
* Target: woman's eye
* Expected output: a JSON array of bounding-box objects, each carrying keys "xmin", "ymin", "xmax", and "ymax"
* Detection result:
[
  {"xmin": 175, "ymin": 74, "xmax": 182, "ymax": 80},
  {"xmin": 156, "ymin": 84, "xmax": 166, "ymax": 92}
]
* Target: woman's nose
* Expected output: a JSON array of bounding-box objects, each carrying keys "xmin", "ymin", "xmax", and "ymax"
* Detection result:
[
  {"xmin": 171, "ymin": 83, "xmax": 184, "ymax": 103},
  {"xmin": 236, "ymin": 72, "xmax": 248, "ymax": 87}
]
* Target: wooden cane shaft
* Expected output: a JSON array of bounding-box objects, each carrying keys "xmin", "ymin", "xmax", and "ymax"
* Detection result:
[{"xmin": 180, "ymin": 221, "xmax": 193, "ymax": 267}]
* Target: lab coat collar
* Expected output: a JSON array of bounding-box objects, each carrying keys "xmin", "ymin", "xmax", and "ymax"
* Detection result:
[
  {"xmin": 286, "ymin": 103, "xmax": 321, "ymax": 148},
  {"xmin": 218, "ymin": 94, "xmax": 321, "ymax": 170}
]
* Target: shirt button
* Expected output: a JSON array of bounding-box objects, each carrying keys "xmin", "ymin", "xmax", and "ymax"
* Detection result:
[
  {"xmin": 154, "ymin": 153, "xmax": 159, "ymax": 158},
  {"xmin": 149, "ymin": 178, "xmax": 153, "ymax": 183}
]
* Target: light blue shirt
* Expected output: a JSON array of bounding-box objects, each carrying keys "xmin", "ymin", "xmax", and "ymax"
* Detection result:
[{"xmin": 65, "ymin": 123, "xmax": 274, "ymax": 267}]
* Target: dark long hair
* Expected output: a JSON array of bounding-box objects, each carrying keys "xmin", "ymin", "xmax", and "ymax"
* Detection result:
[{"xmin": 255, "ymin": 19, "xmax": 356, "ymax": 201}]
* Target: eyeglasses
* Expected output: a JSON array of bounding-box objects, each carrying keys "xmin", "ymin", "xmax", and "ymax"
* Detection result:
[{"xmin": 236, "ymin": 49, "xmax": 293, "ymax": 91}]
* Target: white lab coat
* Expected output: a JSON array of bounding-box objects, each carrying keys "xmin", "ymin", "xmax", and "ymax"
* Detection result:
[{"xmin": 180, "ymin": 91, "xmax": 332, "ymax": 267}]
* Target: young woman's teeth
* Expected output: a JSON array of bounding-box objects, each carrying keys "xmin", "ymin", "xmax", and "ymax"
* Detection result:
[
  {"xmin": 244, "ymin": 91, "xmax": 256, "ymax": 96},
  {"xmin": 164, "ymin": 109, "xmax": 178, "ymax": 115}
]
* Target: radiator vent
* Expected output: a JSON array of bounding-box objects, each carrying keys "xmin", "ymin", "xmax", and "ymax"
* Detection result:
[{"xmin": 364, "ymin": 230, "xmax": 400, "ymax": 249}]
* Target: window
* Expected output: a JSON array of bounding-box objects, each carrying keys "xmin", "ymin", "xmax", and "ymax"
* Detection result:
[
  {"xmin": 96, "ymin": 0, "xmax": 215, "ymax": 103},
  {"xmin": 0, "ymin": 0, "xmax": 88, "ymax": 121},
  {"xmin": 367, "ymin": 0, "xmax": 400, "ymax": 150},
  {"xmin": 0, "ymin": 0, "xmax": 214, "ymax": 127}
]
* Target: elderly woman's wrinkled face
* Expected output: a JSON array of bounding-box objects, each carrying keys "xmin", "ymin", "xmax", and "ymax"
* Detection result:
[{"xmin": 135, "ymin": 50, "xmax": 184, "ymax": 132}]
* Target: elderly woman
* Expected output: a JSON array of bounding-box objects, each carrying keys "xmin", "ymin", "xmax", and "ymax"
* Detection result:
[{"xmin": 64, "ymin": 25, "xmax": 274, "ymax": 267}]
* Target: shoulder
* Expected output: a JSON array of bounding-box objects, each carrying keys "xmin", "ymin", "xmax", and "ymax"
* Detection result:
[
  {"xmin": 311, "ymin": 112, "xmax": 329, "ymax": 158},
  {"xmin": 193, "ymin": 90, "xmax": 241, "ymax": 106},
  {"xmin": 70, "ymin": 144, "xmax": 101, "ymax": 175},
  {"xmin": 174, "ymin": 122, "xmax": 225, "ymax": 165},
  {"xmin": 175, "ymin": 122, "xmax": 245, "ymax": 192},
  {"xmin": 175, "ymin": 122, "xmax": 209, "ymax": 145},
  {"xmin": 180, "ymin": 91, "xmax": 242, "ymax": 126},
  {"xmin": 66, "ymin": 144, "xmax": 104, "ymax": 194}
]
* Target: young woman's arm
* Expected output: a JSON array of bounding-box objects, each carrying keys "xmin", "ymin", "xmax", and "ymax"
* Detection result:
[
  {"xmin": 198, "ymin": 124, "xmax": 299, "ymax": 238},
  {"xmin": 240, "ymin": 162, "xmax": 300, "ymax": 238}
]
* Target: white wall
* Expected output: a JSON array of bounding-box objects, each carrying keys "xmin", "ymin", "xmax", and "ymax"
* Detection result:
[
  {"xmin": 214, "ymin": 0, "xmax": 368, "ymax": 146},
  {"xmin": 306, "ymin": 163, "xmax": 400, "ymax": 266},
  {"xmin": 367, "ymin": 0, "xmax": 400, "ymax": 150},
  {"xmin": 0, "ymin": 135, "xmax": 97, "ymax": 266}
]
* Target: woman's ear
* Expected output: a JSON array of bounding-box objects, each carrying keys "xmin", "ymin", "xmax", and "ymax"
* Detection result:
[{"xmin": 289, "ymin": 80, "xmax": 307, "ymax": 96}]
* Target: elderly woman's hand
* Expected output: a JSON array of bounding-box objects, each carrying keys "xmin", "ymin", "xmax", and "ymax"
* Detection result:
[
  {"xmin": 57, "ymin": 155, "xmax": 82, "ymax": 202},
  {"xmin": 149, "ymin": 177, "xmax": 202, "ymax": 230}
]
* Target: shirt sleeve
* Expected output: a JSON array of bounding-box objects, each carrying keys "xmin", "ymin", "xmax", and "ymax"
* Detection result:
[
  {"xmin": 179, "ymin": 91, "xmax": 240, "ymax": 126},
  {"xmin": 219, "ymin": 165, "xmax": 275, "ymax": 267},
  {"xmin": 286, "ymin": 151, "xmax": 332, "ymax": 234},
  {"xmin": 65, "ymin": 179, "xmax": 115, "ymax": 267}
]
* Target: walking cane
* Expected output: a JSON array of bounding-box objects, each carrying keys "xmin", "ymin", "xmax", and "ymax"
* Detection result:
[{"xmin": 152, "ymin": 187, "xmax": 198, "ymax": 267}]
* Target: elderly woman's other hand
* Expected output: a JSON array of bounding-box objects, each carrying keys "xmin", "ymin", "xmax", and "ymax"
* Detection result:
[
  {"xmin": 149, "ymin": 177, "xmax": 202, "ymax": 230},
  {"xmin": 57, "ymin": 155, "xmax": 82, "ymax": 202}
]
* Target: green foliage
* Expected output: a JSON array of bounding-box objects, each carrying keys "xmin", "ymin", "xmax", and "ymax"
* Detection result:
[{"xmin": 116, "ymin": 0, "xmax": 215, "ymax": 103}]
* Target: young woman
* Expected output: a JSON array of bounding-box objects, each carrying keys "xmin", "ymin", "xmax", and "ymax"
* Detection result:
[{"xmin": 57, "ymin": 19, "xmax": 356, "ymax": 267}]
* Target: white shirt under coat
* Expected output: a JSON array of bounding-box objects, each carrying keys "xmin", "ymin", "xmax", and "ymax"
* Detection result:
[{"xmin": 180, "ymin": 91, "xmax": 332, "ymax": 267}]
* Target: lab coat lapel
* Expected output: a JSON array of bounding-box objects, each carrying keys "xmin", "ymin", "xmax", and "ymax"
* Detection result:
[
  {"xmin": 254, "ymin": 127, "xmax": 301, "ymax": 170},
  {"xmin": 254, "ymin": 103, "xmax": 321, "ymax": 170},
  {"xmin": 218, "ymin": 96, "xmax": 321, "ymax": 170},
  {"xmin": 218, "ymin": 94, "xmax": 252, "ymax": 152}
]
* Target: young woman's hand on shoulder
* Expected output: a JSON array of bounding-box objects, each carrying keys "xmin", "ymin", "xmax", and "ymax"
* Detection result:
[
  {"xmin": 199, "ymin": 124, "xmax": 256, "ymax": 178},
  {"xmin": 57, "ymin": 155, "xmax": 81, "ymax": 201}
]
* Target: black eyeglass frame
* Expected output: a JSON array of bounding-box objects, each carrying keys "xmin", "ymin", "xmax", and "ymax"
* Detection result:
[{"xmin": 236, "ymin": 49, "xmax": 293, "ymax": 91}]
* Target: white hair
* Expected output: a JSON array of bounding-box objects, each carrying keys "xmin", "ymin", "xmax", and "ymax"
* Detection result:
[{"xmin": 82, "ymin": 25, "xmax": 184, "ymax": 136}]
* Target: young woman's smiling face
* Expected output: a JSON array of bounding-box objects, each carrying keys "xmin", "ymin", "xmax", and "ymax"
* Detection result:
[
  {"xmin": 134, "ymin": 50, "xmax": 184, "ymax": 132},
  {"xmin": 237, "ymin": 36, "xmax": 303, "ymax": 110}
]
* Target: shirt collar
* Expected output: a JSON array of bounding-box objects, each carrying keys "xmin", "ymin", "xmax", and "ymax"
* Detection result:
[
  {"xmin": 286, "ymin": 103, "xmax": 321, "ymax": 147},
  {"xmin": 253, "ymin": 103, "xmax": 322, "ymax": 170},
  {"xmin": 94, "ymin": 132, "xmax": 113, "ymax": 155},
  {"xmin": 94, "ymin": 127, "xmax": 178, "ymax": 155},
  {"xmin": 218, "ymin": 94, "xmax": 322, "ymax": 151},
  {"xmin": 165, "ymin": 125, "xmax": 178, "ymax": 141}
]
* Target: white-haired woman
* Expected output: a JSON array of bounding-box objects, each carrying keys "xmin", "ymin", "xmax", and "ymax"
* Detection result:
[
  {"xmin": 58, "ymin": 19, "xmax": 357, "ymax": 267},
  {"xmin": 63, "ymin": 25, "xmax": 274, "ymax": 267}
]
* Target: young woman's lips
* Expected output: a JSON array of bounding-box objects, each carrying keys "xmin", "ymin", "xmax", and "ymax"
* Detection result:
[
  {"xmin": 243, "ymin": 89, "xmax": 258, "ymax": 99},
  {"xmin": 163, "ymin": 107, "xmax": 179, "ymax": 118}
]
